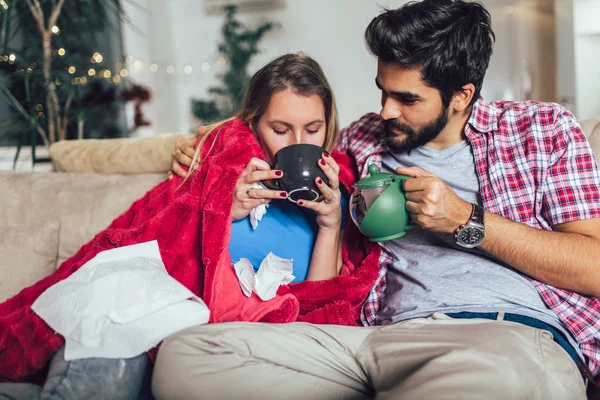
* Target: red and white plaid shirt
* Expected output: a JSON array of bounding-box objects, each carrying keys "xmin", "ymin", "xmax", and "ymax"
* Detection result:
[{"xmin": 336, "ymin": 98, "xmax": 600, "ymax": 378}]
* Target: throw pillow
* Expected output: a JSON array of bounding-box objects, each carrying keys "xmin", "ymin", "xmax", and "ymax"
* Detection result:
[{"xmin": 50, "ymin": 133, "xmax": 195, "ymax": 175}]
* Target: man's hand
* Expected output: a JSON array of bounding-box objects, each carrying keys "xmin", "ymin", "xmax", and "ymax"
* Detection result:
[
  {"xmin": 169, "ymin": 138, "xmax": 197, "ymax": 179},
  {"xmin": 396, "ymin": 166, "xmax": 472, "ymax": 233}
]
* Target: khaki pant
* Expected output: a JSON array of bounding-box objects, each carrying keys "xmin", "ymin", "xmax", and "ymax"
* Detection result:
[{"xmin": 152, "ymin": 313, "xmax": 585, "ymax": 400}]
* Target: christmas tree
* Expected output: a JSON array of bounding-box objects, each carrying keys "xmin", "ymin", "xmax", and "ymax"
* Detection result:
[
  {"xmin": 0, "ymin": 0, "xmax": 128, "ymax": 161},
  {"xmin": 191, "ymin": 5, "xmax": 274, "ymax": 123}
]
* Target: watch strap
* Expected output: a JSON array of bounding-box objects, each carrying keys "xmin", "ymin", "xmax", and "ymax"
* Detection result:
[{"xmin": 470, "ymin": 203, "xmax": 485, "ymax": 226}]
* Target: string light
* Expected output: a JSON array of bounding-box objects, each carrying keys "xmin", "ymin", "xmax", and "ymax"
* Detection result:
[
  {"xmin": 0, "ymin": 0, "xmax": 8, "ymax": 10},
  {"xmin": 166, "ymin": 65, "xmax": 175, "ymax": 74},
  {"xmin": 91, "ymin": 52, "xmax": 103, "ymax": 63},
  {"xmin": 120, "ymin": 68, "xmax": 128, "ymax": 77},
  {"xmin": 133, "ymin": 59, "xmax": 142, "ymax": 69},
  {"xmin": 57, "ymin": 48, "xmax": 66, "ymax": 56},
  {"xmin": 150, "ymin": 63, "xmax": 158, "ymax": 72},
  {"xmin": 8, "ymin": 53, "xmax": 15, "ymax": 62},
  {"xmin": 184, "ymin": 64, "xmax": 193, "ymax": 73},
  {"xmin": 68, "ymin": 66, "xmax": 76, "ymax": 74},
  {"xmin": 113, "ymin": 75, "xmax": 121, "ymax": 84},
  {"xmin": 201, "ymin": 62, "xmax": 210, "ymax": 71},
  {"xmin": 87, "ymin": 68, "xmax": 96, "ymax": 76},
  {"xmin": 125, "ymin": 56, "xmax": 133, "ymax": 64},
  {"xmin": 35, "ymin": 104, "xmax": 43, "ymax": 111},
  {"xmin": 102, "ymin": 70, "xmax": 111, "ymax": 78},
  {"xmin": 51, "ymin": 25, "xmax": 60, "ymax": 35},
  {"xmin": 55, "ymin": 79, "xmax": 61, "ymax": 86},
  {"xmin": 217, "ymin": 56, "xmax": 226, "ymax": 65},
  {"xmin": 80, "ymin": 76, "xmax": 88, "ymax": 85}
]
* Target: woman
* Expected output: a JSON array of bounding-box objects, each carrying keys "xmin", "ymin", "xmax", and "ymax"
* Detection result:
[
  {"xmin": 195, "ymin": 52, "xmax": 347, "ymax": 283},
  {"xmin": 0, "ymin": 53, "xmax": 381, "ymax": 399}
]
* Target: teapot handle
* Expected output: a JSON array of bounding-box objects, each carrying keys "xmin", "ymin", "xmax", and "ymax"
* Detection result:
[{"xmin": 396, "ymin": 174, "xmax": 417, "ymax": 229}]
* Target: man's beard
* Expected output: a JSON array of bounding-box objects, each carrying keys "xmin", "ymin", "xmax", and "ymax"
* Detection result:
[{"xmin": 381, "ymin": 105, "xmax": 449, "ymax": 153}]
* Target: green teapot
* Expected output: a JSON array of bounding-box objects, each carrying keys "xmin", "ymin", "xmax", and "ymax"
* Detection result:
[{"xmin": 350, "ymin": 164, "xmax": 415, "ymax": 242}]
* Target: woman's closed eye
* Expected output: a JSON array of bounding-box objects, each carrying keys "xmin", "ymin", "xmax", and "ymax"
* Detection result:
[{"xmin": 273, "ymin": 128, "xmax": 289, "ymax": 135}]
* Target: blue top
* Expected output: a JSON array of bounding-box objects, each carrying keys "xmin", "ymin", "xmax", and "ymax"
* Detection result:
[{"xmin": 229, "ymin": 190, "xmax": 349, "ymax": 282}]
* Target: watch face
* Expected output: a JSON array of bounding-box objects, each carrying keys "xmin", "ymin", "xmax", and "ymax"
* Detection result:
[{"xmin": 458, "ymin": 227, "xmax": 484, "ymax": 246}]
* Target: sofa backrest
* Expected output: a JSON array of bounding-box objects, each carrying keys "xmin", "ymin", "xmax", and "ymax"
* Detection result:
[{"xmin": 0, "ymin": 172, "xmax": 163, "ymax": 301}]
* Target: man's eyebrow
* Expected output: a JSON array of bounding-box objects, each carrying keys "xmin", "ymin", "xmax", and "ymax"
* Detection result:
[{"xmin": 375, "ymin": 79, "xmax": 422, "ymax": 101}]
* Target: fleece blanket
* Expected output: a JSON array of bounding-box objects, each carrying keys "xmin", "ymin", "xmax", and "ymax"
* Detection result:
[{"xmin": 0, "ymin": 119, "xmax": 382, "ymax": 382}]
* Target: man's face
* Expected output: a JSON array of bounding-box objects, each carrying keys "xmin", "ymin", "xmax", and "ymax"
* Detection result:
[{"xmin": 376, "ymin": 61, "xmax": 449, "ymax": 152}]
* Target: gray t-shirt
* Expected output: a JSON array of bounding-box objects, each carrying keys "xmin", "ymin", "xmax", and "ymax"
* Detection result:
[{"xmin": 376, "ymin": 141, "xmax": 582, "ymax": 357}]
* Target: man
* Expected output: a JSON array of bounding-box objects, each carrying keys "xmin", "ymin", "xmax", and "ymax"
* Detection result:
[{"xmin": 156, "ymin": 1, "xmax": 600, "ymax": 398}]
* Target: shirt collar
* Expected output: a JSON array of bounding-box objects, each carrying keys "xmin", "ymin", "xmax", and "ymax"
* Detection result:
[{"xmin": 467, "ymin": 97, "xmax": 499, "ymax": 134}]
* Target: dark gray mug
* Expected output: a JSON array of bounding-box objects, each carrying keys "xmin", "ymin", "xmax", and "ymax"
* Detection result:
[{"xmin": 261, "ymin": 143, "xmax": 328, "ymax": 203}]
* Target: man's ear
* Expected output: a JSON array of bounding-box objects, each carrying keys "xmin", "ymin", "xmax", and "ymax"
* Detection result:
[{"xmin": 452, "ymin": 83, "xmax": 476, "ymax": 113}]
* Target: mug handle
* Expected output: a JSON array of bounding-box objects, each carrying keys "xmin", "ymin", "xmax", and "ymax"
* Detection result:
[
  {"xmin": 259, "ymin": 162, "xmax": 280, "ymax": 190},
  {"xmin": 396, "ymin": 174, "xmax": 417, "ymax": 229}
]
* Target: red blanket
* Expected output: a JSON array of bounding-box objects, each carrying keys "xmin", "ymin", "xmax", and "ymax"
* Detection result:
[{"xmin": 0, "ymin": 119, "xmax": 381, "ymax": 382}]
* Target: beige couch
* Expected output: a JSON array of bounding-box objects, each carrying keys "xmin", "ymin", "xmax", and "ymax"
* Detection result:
[{"xmin": 1, "ymin": 118, "xmax": 600, "ymax": 303}]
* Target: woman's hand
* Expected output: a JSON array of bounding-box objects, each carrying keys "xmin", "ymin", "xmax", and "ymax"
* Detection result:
[
  {"xmin": 231, "ymin": 157, "xmax": 288, "ymax": 222},
  {"xmin": 297, "ymin": 153, "xmax": 342, "ymax": 230}
]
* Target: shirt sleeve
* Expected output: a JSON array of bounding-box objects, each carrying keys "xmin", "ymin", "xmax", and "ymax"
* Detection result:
[{"xmin": 541, "ymin": 110, "xmax": 600, "ymax": 226}]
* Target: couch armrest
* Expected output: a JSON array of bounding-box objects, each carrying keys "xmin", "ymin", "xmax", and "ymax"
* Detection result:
[{"xmin": 50, "ymin": 133, "xmax": 195, "ymax": 174}]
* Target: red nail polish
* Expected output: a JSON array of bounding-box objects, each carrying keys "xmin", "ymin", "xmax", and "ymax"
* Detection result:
[
  {"xmin": 320, "ymin": 159, "xmax": 326, "ymax": 166},
  {"xmin": 323, "ymin": 152, "xmax": 330, "ymax": 157},
  {"xmin": 280, "ymin": 192, "xmax": 287, "ymax": 197},
  {"xmin": 317, "ymin": 178, "xmax": 323, "ymax": 184},
  {"xmin": 275, "ymin": 170, "xmax": 282, "ymax": 176},
  {"xmin": 298, "ymin": 201, "xmax": 304, "ymax": 205}
]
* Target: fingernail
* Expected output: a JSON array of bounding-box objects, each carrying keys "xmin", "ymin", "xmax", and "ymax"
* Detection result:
[
  {"xmin": 317, "ymin": 178, "xmax": 323, "ymax": 184},
  {"xmin": 323, "ymin": 152, "xmax": 330, "ymax": 158},
  {"xmin": 275, "ymin": 170, "xmax": 283, "ymax": 176},
  {"xmin": 320, "ymin": 159, "xmax": 326, "ymax": 166},
  {"xmin": 280, "ymin": 192, "xmax": 287, "ymax": 197},
  {"xmin": 298, "ymin": 201, "xmax": 304, "ymax": 205}
]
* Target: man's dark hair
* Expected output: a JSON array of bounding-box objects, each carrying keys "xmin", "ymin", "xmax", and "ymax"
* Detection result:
[{"xmin": 365, "ymin": 0, "xmax": 495, "ymax": 107}]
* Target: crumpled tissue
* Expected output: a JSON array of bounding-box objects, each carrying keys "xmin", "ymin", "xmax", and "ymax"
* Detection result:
[
  {"xmin": 233, "ymin": 252, "xmax": 295, "ymax": 301},
  {"xmin": 32, "ymin": 240, "xmax": 210, "ymax": 360},
  {"xmin": 249, "ymin": 182, "xmax": 270, "ymax": 229}
]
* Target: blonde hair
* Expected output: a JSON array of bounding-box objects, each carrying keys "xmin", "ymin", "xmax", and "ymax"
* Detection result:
[{"xmin": 187, "ymin": 53, "xmax": 340, "ymax": 175}]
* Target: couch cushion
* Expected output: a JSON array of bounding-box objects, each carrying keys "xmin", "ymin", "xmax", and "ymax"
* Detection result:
[
  {"xmin": 0, "ymin": 172, "xmax": 164, "ymax": 271},
  {"xmin": 50, "ymin": 133, "xmax": 194, "ymax": 174},
  {"xmin": 0, "ymin": 219, "xmax": 60, "ymax": 302}
]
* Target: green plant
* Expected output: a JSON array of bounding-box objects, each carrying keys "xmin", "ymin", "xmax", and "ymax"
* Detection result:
[
  {"xmin": 191, "ymin": 5, "xmax": 274, "ymax": 123},
  {"xmin": 0, "ymin": 0, "xmax": 135, "ymax": 165}
]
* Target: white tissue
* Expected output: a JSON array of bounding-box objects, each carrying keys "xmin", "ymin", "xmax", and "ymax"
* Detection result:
[
  {"xmin": 233, "ymin": 252, "xmax": 294, "ymax": 301},
  {"xmin": 32, "ymin": 240, "xmax": 210, "ymax": 360},
  {"xmin": 249, "ymin": 182, "xmax": 270, "ymax": 229}
]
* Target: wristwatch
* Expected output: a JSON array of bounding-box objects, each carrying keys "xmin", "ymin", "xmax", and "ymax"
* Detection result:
[{"xmin": 455, "ymin": 203, "xmax": 485, "ymax": 249}]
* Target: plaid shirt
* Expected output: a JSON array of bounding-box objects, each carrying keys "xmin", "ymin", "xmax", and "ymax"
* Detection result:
[{"xmin": 336, "ymin": 98, "xmax": 600, "ymax": 378}]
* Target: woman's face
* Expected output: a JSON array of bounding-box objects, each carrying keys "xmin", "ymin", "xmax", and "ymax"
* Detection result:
[{"xmin": 255, "ymin": 89, "xmax": 327, "ymax": 161}]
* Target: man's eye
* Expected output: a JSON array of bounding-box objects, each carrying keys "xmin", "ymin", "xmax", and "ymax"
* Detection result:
[{"xmin": 274, "ymin": 129, "xmax": 288, "ymax": 135}]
